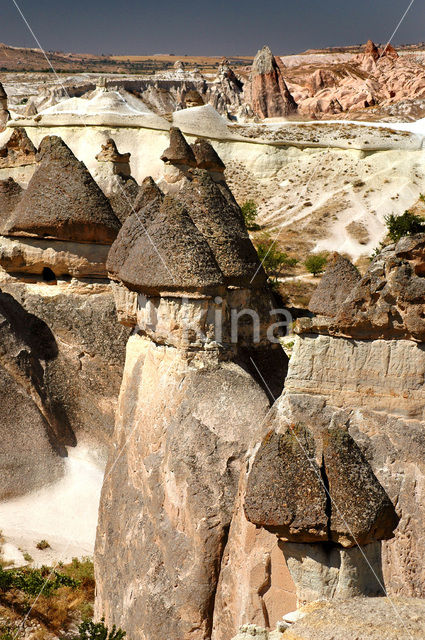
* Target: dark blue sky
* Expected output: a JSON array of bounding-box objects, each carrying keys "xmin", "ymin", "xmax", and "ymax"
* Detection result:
[{"xmin": 2, "ymin": 0, "xmax": 424, "ymax": 56}]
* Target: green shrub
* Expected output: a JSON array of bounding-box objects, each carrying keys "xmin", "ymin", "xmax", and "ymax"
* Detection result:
[
  {"xmin": 384, "ymin": 211, "xmax": 425, "ymax": 242},
  {"xmin": 304, "ymin": 253, "xmax": 328, "ymax": 276},
  {"xmin": 75, "ymin": 618, "xmax": 126, "ymax": 640},
  {"xmin": 256, "ymin": 238, "xmax": 298, "ymax": 284},
  {"xmin": 36, "ymin": 539, "xmax": 50, "ymax": 550},
  {"xmin": 0, "ymin": 565, "xmax": 79, "ymax": 597},
  {"xmin": 241, "ymin": 200, "xmax": 259, "ymax": 230}
]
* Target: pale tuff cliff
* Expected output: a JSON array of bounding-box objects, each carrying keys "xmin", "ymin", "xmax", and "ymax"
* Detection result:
[
  {"xmin": 0, "ymin": 135, "xmax": 128, "ymax": 498},
  {"xmin": 94, "ymin": 133, "xmax": 411, "ymax": 640},
  {"xmin": 95, "ymin": 131, "xmax": 288, "ymax": 639}
]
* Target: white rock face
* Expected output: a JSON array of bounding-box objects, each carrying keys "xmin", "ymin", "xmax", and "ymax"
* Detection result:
[{"xmin": 283, "ymin": 333, "xmax": 425, "ymax": 599}]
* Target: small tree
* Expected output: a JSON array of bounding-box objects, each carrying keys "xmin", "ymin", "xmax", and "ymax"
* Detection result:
[
  {"xmin": 241, "ymin": 200, "xmax": 259, "ymax": 230},
  {"xmin": 75, "ymin": 619, "xmax": 126, "ymax": 640},
  {"xmin": 304, "ymin": 253, "xmax": 327, "ymax": 277},
  {"xmin": 256, "ymin": 238, "xmax": 297, "ymax": 286},
  {"xmin": 384, "ymin": 211, "xmax": 425, "ymax": 242}
]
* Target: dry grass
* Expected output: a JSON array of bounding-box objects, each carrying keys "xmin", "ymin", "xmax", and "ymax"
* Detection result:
[{"xmin": 0, "ymin": 558, "xmax": 94, "ymax": 639}]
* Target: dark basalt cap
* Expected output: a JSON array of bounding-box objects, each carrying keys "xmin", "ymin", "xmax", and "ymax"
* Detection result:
[
  {"xmin": 191, "ymin": 139, "xmax": 225, "ymax": 173},
  {"xmin": 0, "ymin": 82, "xmax": 6, "ymax": 100},
  {"xmin": 0, "ymin": 177, "xmax": 23, "ymax": 232},
  {"xmin": 309, "ymin": 253, "xmax": 361, "ymax": 318},
  {"xmin": 244, "ymin": 428, "xmax": 328, "ymax": 542},
  {"xmin": 107, "ymin": 191, "xmax": 225, "ymax": 295},
  {"xmin": 6, "ymin": 136, "xmax": 121, "ymax": 244},
  {"xmin": 244, "ymin": 425, "xmax": 399, "ymax": 547},
  {"xmin": 180, "ymin": 170, "xmax": 267, "ymax": 287},
  {"xmin": 160, "ymin": 127, "xmax": 196, "ymax": 167}
]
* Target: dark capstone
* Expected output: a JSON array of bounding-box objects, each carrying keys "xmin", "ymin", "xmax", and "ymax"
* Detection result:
[
  {"xmin": 191, "ymin": 138, "xmax": 225, "ymax": 172},
  {"xmin": 180, "ymin": 170, "xmax": 267, "ymax": 287},
  {"xmin": 6, "ymin": 136, "xmax": 121, "ymax": 244},
  {"xmin": 245, "ymin": 425, "xmax": 399, "ymax": 547},
  {"xmin": 309, "ymin": 253, "xmax": 361, "ymax": 318},
  {"xmin": 160, "ymin": 127, "xmax": 196, "ymax": 167},
  {"xmin": 324, "ymin": 426, "xmax": 400, "ymax": 546},
  {"xmin": 244, "ymin": 427, "xmax": 328, "ymax": 542},
  {"xmin": 107, "ymin": 191, "xmax": 224, "ymax": 295}
]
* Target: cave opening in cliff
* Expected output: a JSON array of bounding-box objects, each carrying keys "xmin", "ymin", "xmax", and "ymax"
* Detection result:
[{"xmin": 42, "ymin": 267, "xmax": 56, "ymax": 282}]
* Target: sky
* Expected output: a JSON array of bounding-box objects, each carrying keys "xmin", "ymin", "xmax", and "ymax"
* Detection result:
[{"xmin": 1, "ymin": 0, "xmax": 424, "ymax": 57}]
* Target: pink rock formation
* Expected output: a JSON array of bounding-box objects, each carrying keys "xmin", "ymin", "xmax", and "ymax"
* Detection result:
[{"xmin": 250, "ymin": 45, "xmax": 297, "ymax": 118}]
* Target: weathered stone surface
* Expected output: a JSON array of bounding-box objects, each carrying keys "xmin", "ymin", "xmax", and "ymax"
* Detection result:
[
  {"xmin": 0, "ymin": 236, "xmax": 110, "ymax": 279},
  {"xmin": 251, "ymin": 46, "xmax": 297, "ymax": 119},
  {"xmin": 95, "ymin": 334, "xmax": 271, "ymax": 640},
  {"xmin": 0, "ymin": 288, "xmax": 65, "ymax": 498},
  {"xmin": 180, "ymin": 170, "xmax": 267, "ymax": 288},
  {"xmin": 329, "ymin": 235, "xmax": 425, "ymax": 340},
  {"xmin": 244, "ymin": 428, "xmax": 328, "ymax": 542},
  {"xmin": 282, "ymin": 597, "xmax": 425, "ymax": 640},
  {"xmin": 6, "ymin": 136, "xmax": 121, "ymax": 244},
  {"xmin": 107, "ymin": 190, "xmax": 225, "ymax": 295},
  {"xmin": 285, "ymin": 334, "xmax": 425, "ymax": 596},
  {"xmin": 364, "ymin": 39, "xmax": 380, "ymax": 61},
  {"xmin": 160, "ymin": 126, "xmax": 196, "ymax": 167},
  {"xmin": 0, "ymin": 275, "xmax": 129, "ymax": 451},
  {"xmin": 283, "ymin": 541, "xmax": 385, "ymax": 605},
  {"xmin": 308, "ymin": 253, "xmax": 361, "ymax": 318},
  {"xmin": 191, "ymin": 138, "xmax": 225, "ymax": 173},
  {"xmin": 0, "ymin": 129, "xmax": 36, "ymax": 168},
  {"xmin": 244, "ymin": 422, "xmax": 398, "ymax": 547},
  {"xmin": 323, "ymin": 425, "xmax": 399, "ymax": 547},
  {"xmin": 0, "ymin": 177, "xmax": 23, "ymax": 232}
]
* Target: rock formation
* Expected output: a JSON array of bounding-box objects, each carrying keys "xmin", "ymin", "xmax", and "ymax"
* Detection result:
[
  {"xmin": 0, "ymin": 81, "xmax": 10, "ymax": 129},
  {"xmin": 6, "ymin": 136, "xmax": 121, "ymax": 244},
  {"xmin": 0, "ymin": 177, "xmax": 23, "ymax": 233},
  {"xmin": 250, "ymin": 46, "xmax": 297, "ymax": 118},
  {"xmin": 308, "ymin": 253, "xmax": 361, "ymax": 317},
  {"xmin": 280, "ymin": 597, "xmax": 425, "ymax": 640},
  {"xmin": 364, "ymin": 39, "xmax": 380, "ymax": 61},
  {"xmin": 94, "ymin": 138, "xmax": 139, "ymax": 223},
  {"xmin": 95, "ymin": 132, "xmax": 288, "ymax": 640},
  {"xmin": 0, "ymin": 134, "xmax": 129, "ymax": 491},
  {"xmin": 0, "ymin": 128, "xmax": 36, "ymax": 169}
]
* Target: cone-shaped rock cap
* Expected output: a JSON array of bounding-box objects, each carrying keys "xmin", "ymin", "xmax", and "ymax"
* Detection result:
[
  {"xmin": 96, "ymin": 138, "xmax": 130, "ymax": 164},
  {"xmin": 191, "ymin": 139, "xmax": 225, "ymax": 173},
  {"xmin": 245, "ymin": 426, "xmax": 399, "ymax": 547},
  {"xmin": 0, "ymin": 82, "xmax": 7, "ymax": 100},
  {"xmin": 160, "ymin": 127, "xmax": 196, "ymax": 167},
  {"xmin": 364, "ymin": 39, "xmax": 380, "ymax": 60},
  {"xmin": 180, "ymin": 170, "xmax": 267, "ymax": 287},
  {"xmin": 6, "ymin": 136, "xmax": 121, "ymax": 244},
  {"xmin": 252, "ymin": 45, "xmax": 277, "ymax": 76},
  {"xmin": 309, "ymin": 252, "xmax": 361, "ymax": 318},
  {"xmin": 0, "ymin": 177, "xmax": 23, "ymax": 233},
  {"xmin": 107, "ymin": 184, "xmax": 224, "ymax": 296}
]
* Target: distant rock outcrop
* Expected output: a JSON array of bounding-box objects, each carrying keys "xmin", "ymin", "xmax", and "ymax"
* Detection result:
[
  {"xmin": 250, "ymin": 45, "xmax": 297, "ymax": 118},
  {"xmin": 0, "ymin": 81, "xmax": 10, "ymax": 129},
  {"xmin": 0, "ymin": 129, "xmax": 36, "ymax": 169}
]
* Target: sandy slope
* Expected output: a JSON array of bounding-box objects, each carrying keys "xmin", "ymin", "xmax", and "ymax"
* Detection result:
[{"xmin": 0, "ymin": 446, "xmax": 105, "ymax": 567}]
